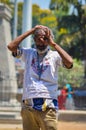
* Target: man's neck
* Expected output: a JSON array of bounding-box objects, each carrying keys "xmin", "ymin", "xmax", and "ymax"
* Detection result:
[{"xmin": 37, "ymin": 46, "xmax": 49, "ymax": 56}]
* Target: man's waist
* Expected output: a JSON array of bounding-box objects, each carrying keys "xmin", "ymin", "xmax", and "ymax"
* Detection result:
[
  {"xmin": 23, "ymin": 98, "xmax": 46, "ymax": 106},
  {"xmin": 22, "ymin": 98, "xmax": 58, "ymax": 111}
]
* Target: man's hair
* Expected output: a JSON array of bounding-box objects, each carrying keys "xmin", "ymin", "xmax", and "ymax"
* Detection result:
[{"xmin": 33, "ymin": 28, "xmax": 54, "ymax": 39}]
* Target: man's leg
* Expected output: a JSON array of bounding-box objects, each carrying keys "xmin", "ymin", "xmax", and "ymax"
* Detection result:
[
  {"xmin": 36, "ymin": 108, "xmax": 58, "ymax": 130},
  {"xmin": 21, "ymin": 108, "xmax": 40, "ymax": 130}
]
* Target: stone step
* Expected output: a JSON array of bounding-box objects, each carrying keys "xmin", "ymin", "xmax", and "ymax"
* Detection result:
[
  {"xmin": 0, "ymin": 118, "xmax": 22, "ymax": 124},
  {"xmin": 0, "ymin": 107, "xmax": 22, "ymax": 124},
  {"xmin": 0, "ymin": 106, "xmax": 21, "ymax": 112},
  {"xmin": 0, "ymin": 109, "xmax": 86, "ymax": 124},
  {"xmin": 58, "ymin": 110, "xmax": 86, "ymax": 122}
]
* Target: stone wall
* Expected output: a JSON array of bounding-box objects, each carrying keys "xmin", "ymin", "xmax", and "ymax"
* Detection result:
[{"xmin": 0, "ymin": 4, "xmax": 18, "ymax": 105}]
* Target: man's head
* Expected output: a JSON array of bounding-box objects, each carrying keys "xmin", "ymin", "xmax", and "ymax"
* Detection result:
[{"xmin": 33, "ymin": 28, "xmax": 54, "ymax": 54}]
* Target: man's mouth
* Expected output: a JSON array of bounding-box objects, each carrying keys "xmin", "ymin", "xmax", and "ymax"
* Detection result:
[{"xmin": 36, "ymin": 45, "xmax": 47, "ymax": 51}]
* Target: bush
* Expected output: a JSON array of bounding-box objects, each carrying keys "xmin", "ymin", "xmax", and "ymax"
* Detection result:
[{"xmin": 58, "ymin": 59, "xmax": 84, "ymax": 88}]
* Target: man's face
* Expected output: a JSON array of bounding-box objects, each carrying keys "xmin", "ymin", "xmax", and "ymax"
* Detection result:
[{"xmin": 34, "ymin": 29, "xmax": 48, "ymax": 51}]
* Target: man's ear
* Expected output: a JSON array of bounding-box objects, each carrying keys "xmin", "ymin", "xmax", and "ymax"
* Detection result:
[
  {"xmin": 33, "ymin": 35, "xmax": 36, "ymax": 41},
  {"xmin": 34, "ymin": 37, "xmax": 36, "ymax": 41}
]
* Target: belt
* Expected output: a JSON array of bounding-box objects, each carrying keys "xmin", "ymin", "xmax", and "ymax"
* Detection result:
[
  {"xmin": 22, "ymin": 98, "xmax": 57, "ymax": 111},
  {"xmin": 23, "ymin": 98, "xmax": 46, "ymax": 111}
]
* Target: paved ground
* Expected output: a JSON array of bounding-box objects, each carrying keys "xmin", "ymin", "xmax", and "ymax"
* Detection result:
[
  {"xmin": 0, "ymin": 121, "xmax": 86, "ymax": 130},
  {"xmin": 0, "ymin": 109, "xmax": 86, "ymax": 130},
  {"xmin": 58, "ymin": 121, "xmax": 86, "ymax": 130}
]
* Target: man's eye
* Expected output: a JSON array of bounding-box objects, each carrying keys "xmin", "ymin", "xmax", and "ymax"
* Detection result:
[{"xmin": 44, "ymin": 37, "xmax": 48, "ymax": 41}]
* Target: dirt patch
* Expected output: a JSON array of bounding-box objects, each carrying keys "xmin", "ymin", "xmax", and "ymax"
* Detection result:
[
  {"xmin": 58, "ymin": 121, "xmax": 86, "ymax": 130},
  {"xmin": 0, "ymin": 121, "xmax": 86, "ymax": 130}
]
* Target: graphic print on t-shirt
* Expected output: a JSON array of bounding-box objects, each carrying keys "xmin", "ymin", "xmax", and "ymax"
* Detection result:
[{"xmin": 31, "ymin": 57, "xmax": 49, "ymax": 77}]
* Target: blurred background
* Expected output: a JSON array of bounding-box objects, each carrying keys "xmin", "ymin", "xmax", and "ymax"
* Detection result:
[{"xmin": 0, "ymin": 0, "xmax": 86, "ymax": 116}]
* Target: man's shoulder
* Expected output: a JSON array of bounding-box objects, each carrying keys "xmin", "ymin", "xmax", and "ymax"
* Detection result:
[
  {"xmin": 49, "ymin": 50, "xmax": 59, "ymax": 55},
  {"xmin": 22, "ymin": 47, "xmax": 36, "ymax": 53}
]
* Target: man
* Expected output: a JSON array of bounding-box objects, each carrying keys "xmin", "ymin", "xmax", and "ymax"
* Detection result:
[{"xmin": 7, "ymin": 25, "xmax": 73, "ymax": 130}]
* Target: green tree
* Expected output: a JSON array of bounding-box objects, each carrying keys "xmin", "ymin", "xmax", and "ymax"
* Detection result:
[
  {"xmin": 32, "ymin": 4, "xmax": 57, "ymax": 39},
  {"xmin": 49, "ymin": 0, "xmax": 86, "ymax": 87},
  {"xmin": 32, "ymin": 4, "xmax": 57, "ymax": 30},
  {"xmin": 0, "ymin": 0, "xmax": 10, "ymax": 5},
  {"xmin": 58, "ymin": 59, "xmax": 84, "ymax": 88},
  {"xmin": 17, "ymin": 2, "xmax": 23, "ymax": 35},
  {"xmin": 49, "ymin": 0, "xmax": 86, "ymax": 59},
  {"xmin": 32, "ymin": 4, "xmax": 41, "ymax": 27}
]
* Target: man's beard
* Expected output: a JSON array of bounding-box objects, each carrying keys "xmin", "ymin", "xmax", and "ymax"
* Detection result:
[{"xmin": 36, "ymin": 45, "xmax": 49, "ymax": 54}]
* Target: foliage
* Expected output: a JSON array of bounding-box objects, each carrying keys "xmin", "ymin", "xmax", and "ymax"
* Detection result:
[
  {"xmin": 49, "ymin": 0, "xmax": 69, "ymax": 12},
  {"xmin": 17, "ymin": 2, "xmax": 23, "ymax": 35},
  {"xmin": 0, "ymin": 0, "xmax": 23, "ymax": 35},
  {"xmin": 50, "ymin": 0, "xmax": 86, "ymax": 60},
  {"xmin": 32, "ymin": 4, "xmax": 57, "ymax": 31},
  {"xmin": 58, "ymin": 59, "xmax": 84, "ymax": 88},
  {"xmin": 32, "ymin": 4, "xmax": 41, "ymax": 27},
  {"xmin": 50, "ymin": 0, "xmax": 86, "ymax": 85},
  {"xmin": 0, "ymin": 0, "xmax": 10, "ymax": 5}
]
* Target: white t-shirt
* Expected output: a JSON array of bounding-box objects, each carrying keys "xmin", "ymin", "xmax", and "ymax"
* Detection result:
[{"xmin": 20, "ymin": 48, "xmax": 63, "ymax": 100}]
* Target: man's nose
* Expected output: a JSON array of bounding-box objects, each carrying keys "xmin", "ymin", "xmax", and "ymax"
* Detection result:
[{"xmin": 39, "ymin": 37, "xmax": 44, "ymax": 42}]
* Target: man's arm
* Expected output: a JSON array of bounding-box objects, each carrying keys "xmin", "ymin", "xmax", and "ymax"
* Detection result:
[
  {"xmin": 7, "ymin": 25, "xmax": 46, "ymax": 52},
  {"xmin": 7, "ymin": 28, "xmax": 35, "ymax": 52},
  {"xmin": 51, "ymin": 42, "xmax": 73, "ymax": 69},
  {"xmin": 44, "ymin": 29, "xmax": 73, "ymax": 69},
  {"xmin": 7, "ymin": 25, "xmax": 49, "ymax": 52}
]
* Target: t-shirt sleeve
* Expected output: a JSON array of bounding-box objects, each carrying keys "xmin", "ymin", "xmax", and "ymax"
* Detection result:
[
  {"xmin": 20, "ymin": 48, "xmax": 32, "ymax": 62},
  {"xmin": 54, "ymin": 51, "xmax": 63, "ymax": 67},
  {"xmin": 12, "ymin": 47, "xmax": 32, "ymax": 62}
]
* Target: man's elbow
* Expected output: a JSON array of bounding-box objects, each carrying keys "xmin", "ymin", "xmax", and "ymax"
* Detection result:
[
  {"xmin": 64, "ymin": 59, "xmax": 73, "ymax": 69},
  {"xmin": 7, "ymin": 44, "xmax": 16, "ymax": 52},
  {"xmin": 67, "ymin": 59, "xmax": 73, "ymax": 69},
  {"xmin": 7, "ymin": 44, "xmax": 12, "ymax": 51},
  {"xmin": 68, "ymin": 63, "xmax": 73, "ymax": 69}
]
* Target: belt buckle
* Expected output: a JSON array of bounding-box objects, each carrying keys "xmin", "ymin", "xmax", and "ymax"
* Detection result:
[
  {"xmin": 24, "ymin": 99, "xmax": 29, "ymax": 104},
  {"xmin": 24, "ymin": 99, "xmax": 33, "ymax": 106}
]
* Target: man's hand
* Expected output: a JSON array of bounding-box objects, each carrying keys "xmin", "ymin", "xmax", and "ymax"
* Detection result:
[
  {"xmin": 33, "ymin": 25, "xmax": 55, "ymax": 47},
  {"xmin": 41, "ymin": 27, "xmax": 55, "ymax": 47}
]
